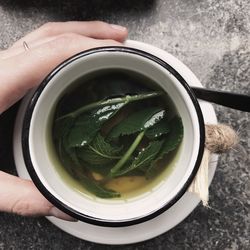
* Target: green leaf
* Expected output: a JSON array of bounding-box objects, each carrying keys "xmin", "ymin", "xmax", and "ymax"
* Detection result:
[
  {"xmin": 81, "ymin": 177, "xmax": 120, "ymax": 198},
  {"xmin": 56, "ymin": 139, "xmax": 75, "ymax": 176},
  {"xmin": 135, "ymin": 140, "xmax": 164, "ymax": 171},
  {"xmin": 57, "ymin": 92, "xmax": 162, "ymax": 121},
  {"xmin": 52, "ymin": 90, "xmax": 184, "ymax": 199},
  {"xmin": 64, "ymin": 93, "xmax": 162, "ymax": 148},
  {"xmin": 57, "ymin": 137, "xmax": 85, "ymax": 181},
  {"xmin": 53, "ymin": 116, "xmax": 74, "ymax": 140},
  {"xmin": 67, "ymin": 114, "xmax": 99, "ymax": 148},
  {"xmin": 157, "ymin": 116, "xmax": 183, "ymax": 157},
  {"xmin": 58, "ymin": 133, "xmax": 120, "ymax": 198},
  {"xmin": 112, "ymin": 140, "xmax": 164, "ymax": 177},
  {"xmin": 77, "ymin": 133, "xmax": 123, "ymax": 165},
  {"xmin": 73, "ymin": 169, "xmax": 120, "ymax": 198},
  {"xmin": 145, "ymin": 118, "xmax": 170, "ymax": 139},
  {"xmin": 62, "ymin": 135, "xmax": 82, "ymax": 168},
  {"xmin": 108, "ymin": 107, "xmax": 166, "ymax": 139},
  {"xmin": 110, "ymin": 131, "xmax": 145, "ymax": 176},
  {"xmin": 146, "ymin": 116, "xmax": 183, "ymax": 175},
  {"xmin": 56, "ymin": 130, "xmax": 121, "ymax": 199},
  {"xmin": 67, "ymin": 102, "xmax": 126, "ymax": 148},
  {"xmin": 55, "ymin": 92, "xmax": 163, "ymax": 147}
]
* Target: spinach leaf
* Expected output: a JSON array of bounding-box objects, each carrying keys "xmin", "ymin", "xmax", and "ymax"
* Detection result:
[{"xmin": 108, "ymin": 107, "xmax": 166, "ymax": 139}]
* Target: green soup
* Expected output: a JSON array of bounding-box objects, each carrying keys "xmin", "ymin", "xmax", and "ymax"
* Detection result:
[{"xmin": 47, "ymin": 69, "xmax": 183, "ymax": 199}]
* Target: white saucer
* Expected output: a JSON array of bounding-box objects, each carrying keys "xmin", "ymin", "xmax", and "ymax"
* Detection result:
[{"xmin": 13, "ymin": 40, "xmax": 218, "ymax": 245}]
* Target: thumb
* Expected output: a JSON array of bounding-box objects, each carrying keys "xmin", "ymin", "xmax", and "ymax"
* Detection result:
[
  {"xmin": 0, "ymin": 171, "xmax": 76, "ymax": 221},
  {"xmin": 0, "ymin": 35, "xmax": 122, "ymax": 113}
]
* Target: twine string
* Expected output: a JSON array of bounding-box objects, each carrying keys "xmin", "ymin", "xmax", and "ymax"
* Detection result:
[{"xmin": 189, "ymin": 124, "xmax": 238, "ymax": 206}]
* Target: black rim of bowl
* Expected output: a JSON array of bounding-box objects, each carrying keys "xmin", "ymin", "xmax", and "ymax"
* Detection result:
[{"xmin": 22, "ymin": 46, "xmax": 205, "ymax": 227}]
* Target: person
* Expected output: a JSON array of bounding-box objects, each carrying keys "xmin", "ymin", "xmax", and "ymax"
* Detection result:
[{"xmin": 0, "ymin": 21, "xmax": 128, "ymax": 221}]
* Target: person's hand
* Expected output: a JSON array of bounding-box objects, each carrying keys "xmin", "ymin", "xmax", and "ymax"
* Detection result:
[{"xmin": 0, "ymin": 21, "xmax": 128, "ymax": 220}]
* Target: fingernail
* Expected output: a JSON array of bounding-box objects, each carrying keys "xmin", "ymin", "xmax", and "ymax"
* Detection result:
[
  {"xmin": 110, "ymin": 24, "xmax": 127, "ymax": 32},
  {"xmin": 49, "ymin": 207, "xmax": 78, "ymax": 222}
]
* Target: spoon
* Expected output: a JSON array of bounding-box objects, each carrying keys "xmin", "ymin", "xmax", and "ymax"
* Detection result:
[{"xmin": 191, "ymin": 87, "xmax": 250, "ymax": 112}]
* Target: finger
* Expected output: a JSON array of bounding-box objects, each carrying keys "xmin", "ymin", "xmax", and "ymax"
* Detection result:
[
  {"xmin": 0, "ymin": 34, "xmax": 122, "ymax": 113},
  {"xmin": 1, "ymin": 36, "xmax": 59, "ymax": 60},
  {"xmin": 0, "ymin": 171, "xmax": 76, "ymax": 221},
  {"xmin": 11, "ymin": 21, "xmax": 128, "ymax": 48},
  {"xmin": 2, "ymin": 21, "xmax": 127, "ymax": 60}
]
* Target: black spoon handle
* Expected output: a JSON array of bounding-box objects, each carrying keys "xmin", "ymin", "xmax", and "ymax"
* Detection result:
[{"xmin": 191, "ymin": 87, "xmax": 250, "ymax": 112}]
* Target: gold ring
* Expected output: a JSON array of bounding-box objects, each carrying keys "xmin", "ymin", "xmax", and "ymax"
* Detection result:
[{"xmin": 23, "ymin": 41, "xmax": 30, "ymax": 51}]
